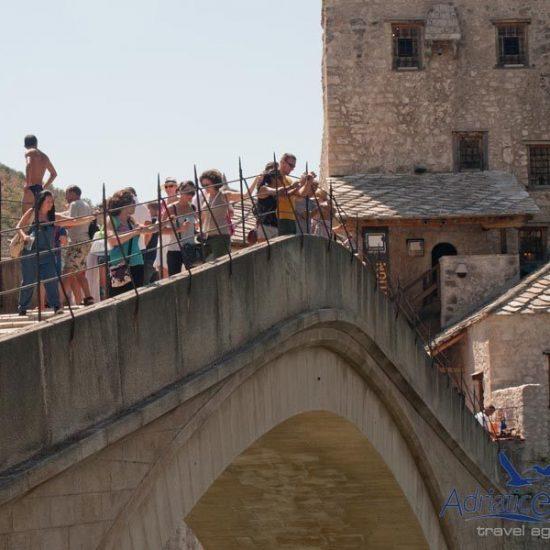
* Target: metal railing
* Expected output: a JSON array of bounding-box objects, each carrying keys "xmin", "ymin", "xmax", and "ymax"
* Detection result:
[{"xmin": 0, "ymin": 158, "xmax": 486, "ymax": 428}]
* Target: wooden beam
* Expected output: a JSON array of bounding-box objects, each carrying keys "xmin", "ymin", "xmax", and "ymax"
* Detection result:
[
  {"xmin": 481, "ymin": 217, "xmax": 531, "ymax": 229},
  {"xmin": 430, "ymin": 331, "xmax": 466, "ymax": 355},
  {"xmin": 354, "ymin": 215, "xmax": 531, "ymax": 228}
]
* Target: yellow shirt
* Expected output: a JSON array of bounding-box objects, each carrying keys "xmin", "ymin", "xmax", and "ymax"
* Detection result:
[{"xmin": 276, "ymin": 176, "xmax": 296, "ymax": 221}]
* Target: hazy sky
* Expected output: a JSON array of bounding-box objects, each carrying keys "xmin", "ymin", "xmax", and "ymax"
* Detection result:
[{"xmin": 1, "ymin": 0, "xmax": 323, "ymax": 203}]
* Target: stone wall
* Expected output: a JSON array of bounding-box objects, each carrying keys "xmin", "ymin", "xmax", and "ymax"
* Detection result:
[
  {"xmin": 0, "ymin": 257, "xmax": 22, "ymax": 313},
  {"xmin": 459, "ymin": 313, "xmax": 549, "ymax": 395},
  {"xmin": 492, "ymin": 384, "xmax": 549, "ymax": 463},
  {"xmin": 486, "ymin": 314, "xmax": 550, "ymax": 392},
  {"xmin": 439, "ymin": 254, "xmax": 519, "ymax": 326},
  {"xmin": 322, "ymin": 0, "xmax": 550, "ymax": 228}
]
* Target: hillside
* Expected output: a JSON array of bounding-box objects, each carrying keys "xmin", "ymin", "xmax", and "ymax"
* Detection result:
[{"xmin": 0, "ymin": 163, "xmax": 66, "ymax": 257}]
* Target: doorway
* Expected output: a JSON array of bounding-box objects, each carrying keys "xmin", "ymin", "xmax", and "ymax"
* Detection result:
[{"xmin": 431, "ymin": 242, "xmax": 458, "ymax": 268}]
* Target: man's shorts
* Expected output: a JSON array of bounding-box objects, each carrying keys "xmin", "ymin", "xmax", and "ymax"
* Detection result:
[{"xmin": 64, "ymin": 242, "xmax": 92, "ymax": 273}]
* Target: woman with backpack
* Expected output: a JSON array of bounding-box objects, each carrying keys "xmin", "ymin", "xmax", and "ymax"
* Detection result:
[{"xmin": 105, "ymin": 189, "xmax": 158, "ymax": 297}]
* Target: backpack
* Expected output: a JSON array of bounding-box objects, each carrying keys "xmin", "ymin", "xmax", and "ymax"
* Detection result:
[{"xmin": 88, "ymin": 219, "xmax": 99, "ymax": 240}]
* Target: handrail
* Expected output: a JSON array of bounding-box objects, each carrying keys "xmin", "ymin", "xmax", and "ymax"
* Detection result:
[{"xmin": 402, "ymin": 263, "xmax": 440, "ymax": 294}]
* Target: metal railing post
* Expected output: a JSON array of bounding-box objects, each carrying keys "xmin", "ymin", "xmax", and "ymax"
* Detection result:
[
  {"xmin": 332, "ymin": 195, "xmax": 356, "ymax": 262},
  {"xmin": 355, "ymin": 216, "xmax": 360, "ymax": 258},
  {"xmin": 329, "ymin": 180, "xmax": 334, "ymax": 239},
  {"xmin": 34, "ymin": 203, "xmax": 42, "ymax": 321},
  {"xmin": 305, "ymin": 162, "xmax": 310, "ymax": 235},
  {"xmin": 239, "ymin": 158, "xmax": 246, "ymax": 246},
  {"xmin": 0, "ymin": 178, "xmax": 3, "ymax": 310},
  {"xmin": 194, "ymin": 165, "xmax": 205, "ymax": 262},
  {"xmin": 308, "ymin": 178, "xmax": 331, "ymax": 249},
  {"xmin": 241, "ymin": 164, "xmax": 271, "ymax": 260},
  {"xmin": 102, "ymin": 184, "xmax": 110, "ymax": 300},
  {"xmin": 157, "ymin": 174, "xmax": 164, "ymax": 280}
]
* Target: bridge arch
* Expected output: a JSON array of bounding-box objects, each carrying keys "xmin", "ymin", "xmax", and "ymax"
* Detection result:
[{"xmin": 99, "ymin": 341, "xmax": 448, "ymax": 550}]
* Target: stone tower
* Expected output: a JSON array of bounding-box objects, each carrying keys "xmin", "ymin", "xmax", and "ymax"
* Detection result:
[{"xmin": 322, "ymin": 0, "xmax": 550, "ymax": 258}]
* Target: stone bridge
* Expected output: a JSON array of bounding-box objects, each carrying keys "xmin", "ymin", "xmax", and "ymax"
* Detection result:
[{"xmin": 0, "ymin": 237, "xmax": 508, "ymax": 549}]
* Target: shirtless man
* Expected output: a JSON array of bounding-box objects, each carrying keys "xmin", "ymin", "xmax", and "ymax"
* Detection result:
[{"xmin": 23, "ymin": 134, "xmax": 57, "ymax": 214}]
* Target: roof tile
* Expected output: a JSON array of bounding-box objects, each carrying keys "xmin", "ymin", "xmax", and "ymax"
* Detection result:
[{"xmin": 328, "ymin": 171, "xmax": 540, "ymax": 220}]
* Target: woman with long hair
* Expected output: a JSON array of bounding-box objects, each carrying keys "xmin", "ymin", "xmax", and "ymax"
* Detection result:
[
  {"xmin": 105, "ymin": 189, "xmax": 158, "ymax": 296},
  {"xmin": 199, "ymin": 169, "xmax": 241, "ymax": 260},
  {"xmin": 15, "ymin": 190, "xmax": 93, "ymax": 315},
  {"xmin": 161, "ymin": 181, "xmax": 198, "ymax": 275}
]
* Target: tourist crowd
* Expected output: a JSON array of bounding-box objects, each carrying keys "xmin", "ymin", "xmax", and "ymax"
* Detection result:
[{"xmin": 10, "ymin": 137, "xmax": 350, "ymax": 315}]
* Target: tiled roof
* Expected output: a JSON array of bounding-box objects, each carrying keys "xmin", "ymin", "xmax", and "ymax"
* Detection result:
[
  {"xmin": 230, "ymin": 197, "xmax": 256, "ymax": 246},
  {"xmin": 432, "ymin": 262, "xmax": 550, "ymax": 348},
  {"xmin": 327, "ymin": 171, "xmax": 540, "ymax": 220},
  {"xmin": 494, "ymin": 264, "xmax": 550, "ymax": 316}
]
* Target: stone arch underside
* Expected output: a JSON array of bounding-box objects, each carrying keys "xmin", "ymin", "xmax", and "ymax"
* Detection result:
[
  {"xmin": 185, "ymin": 411, "xmax": 430, "ymax": 549},
  {"xmin": 99, "ymin": 345, "xmax": 447, "ymax": 550}
]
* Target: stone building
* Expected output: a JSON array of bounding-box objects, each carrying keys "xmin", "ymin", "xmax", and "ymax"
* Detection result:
[
  {"xmin": 321, "ymin": 0, "xmax": 550, "ymax": 464},
  {"xmin": 322, "ymin": 0, "xmax": 550, "ymax": 278},
  {"xmin": 329, "ymin": 171, "xmax": 538, "ymax": 311},
  {"xmin": 432, "ymin": 262, "xmax": 550, "ymax": 466}
]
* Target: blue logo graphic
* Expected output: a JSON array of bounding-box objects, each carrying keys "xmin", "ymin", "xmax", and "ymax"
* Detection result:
[
  {"xmin": 440, "ymin": 451, "xmax": 550, "ymax": 524},
  {"xmin": 499, "ymin": 452, "xmax": 537, "ymax": 488}
]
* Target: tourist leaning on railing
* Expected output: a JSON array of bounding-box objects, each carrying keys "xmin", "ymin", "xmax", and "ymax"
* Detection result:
[
  {"xmin": 256, "ymin": 153, "xmax": 300, "ymax": 236},
  {"xmin": 143, "ymin": 202, "xmax": 160, "ymax": 284},
  {"xmin": 254, "ymin": 162, "xmax": 280, "ymax": 241},
  {"xmin": 199, "ymin": 170, "xmax": 241, "ymax": 260},
  {"xmin": 295, "ymin": 171, "xmax": 318, "ymax": 235},
  {"xmin": 62, "ymin": 185, "xmax": 95, "ymax": 306},
  {"xmin": 161, "ymin": 181, "xmax": 199, "ymax": 275},
  {"xmin": 155, "ymin": 177, "xmax": 179, "ymax": 279},
  {"xmin": 15, "ymin": 190, "xmax": 94, "ymax": 316},
  {"xmin": 105, "ymin": 189, "xmax": 159, "ymax": 297}
]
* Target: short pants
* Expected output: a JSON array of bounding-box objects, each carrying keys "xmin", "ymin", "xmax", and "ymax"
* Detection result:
[{"xmin": 64, "ymin": 242, "xmax": 92, "ymax": 273}]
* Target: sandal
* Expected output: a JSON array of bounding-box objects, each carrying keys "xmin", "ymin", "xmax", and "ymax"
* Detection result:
[{"xmin": 82, "ymin": 297, "xmax": 95, "ymax": 306}]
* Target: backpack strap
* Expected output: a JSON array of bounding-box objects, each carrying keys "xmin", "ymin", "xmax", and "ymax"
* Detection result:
[{"xmin": 172, "ymin": 204, "xmax": 180, "ymax": 228}]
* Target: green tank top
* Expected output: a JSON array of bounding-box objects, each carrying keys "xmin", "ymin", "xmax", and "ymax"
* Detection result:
[{"xmin": 109, "ymin": 216, "xmax": 144, "ymax": 267}]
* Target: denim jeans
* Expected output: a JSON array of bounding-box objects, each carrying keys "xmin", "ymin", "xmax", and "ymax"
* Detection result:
[{"xmin": 18, "ymin": 250, "xmax": 60, "ymax": 312}]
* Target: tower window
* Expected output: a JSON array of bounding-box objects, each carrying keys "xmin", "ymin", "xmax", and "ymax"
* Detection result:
[
  {"xmin": 496, "ymin": 23, "xmax": 528, "ymax": 67},
  {"xmin": 528, "ymin": 145, "xmax": 550, "ymax": 187},
  {"xmin": 392, "ymin": 24, "xmax": 422, "ymax": 70},
  {"xmin": 453, "ymin": 132, "xmax": 488, "ymax": 172},
  {"xmin": 519, "ymin": 228, "xmax": 547, "ymax": 275}
]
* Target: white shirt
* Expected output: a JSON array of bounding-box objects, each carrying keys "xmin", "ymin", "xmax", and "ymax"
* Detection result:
[
  {"xmin": 67, "ymin": 199, "xmax": 92, "ymax": 243},
  {"xmin": 132, "ymin": 198, "xmax": 151, "ymax": 251}
]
